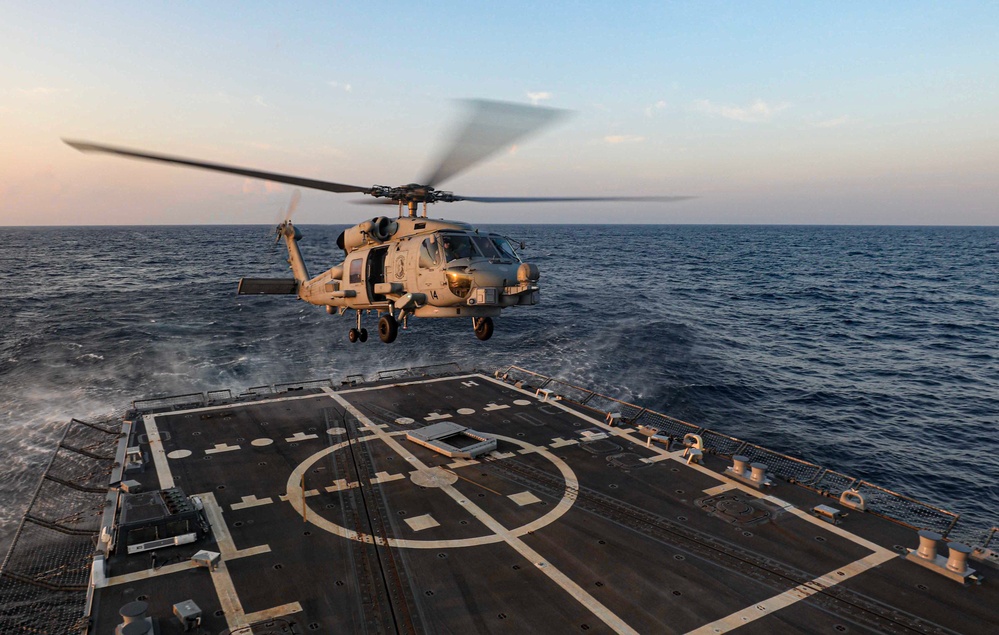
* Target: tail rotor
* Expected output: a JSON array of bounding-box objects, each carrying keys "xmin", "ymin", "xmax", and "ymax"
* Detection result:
[{"xmin": 273, "ymin": 189, "xmax": 302, "ymax": 246}]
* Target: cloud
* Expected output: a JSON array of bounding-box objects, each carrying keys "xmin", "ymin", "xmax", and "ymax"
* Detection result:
[
  {"xmin": 328, "ymin": 81, "xmax": 353, "ymax": 93},
  {"xmin": 254, "ymin": 95, "xmax": 271, "ymax": 108},
  {"xmin": 693, "ymin": 98, "xmax": 790, "ymax": 122},
  {"xmin": 604, "ymin": 135, "xmax": 645, "ymax": 144},
  {"xmin": 526, "ymin": 91, "xmax": 552, "ymax": 105},
  {"xmin": 644, "ymin": 100, "xmax": 667, "ymax": 117}
]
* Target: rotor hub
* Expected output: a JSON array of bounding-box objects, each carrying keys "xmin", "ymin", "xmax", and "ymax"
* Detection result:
[{"xmin": 369, "ymin": 184, "xmax": 458, "ymax": 205}]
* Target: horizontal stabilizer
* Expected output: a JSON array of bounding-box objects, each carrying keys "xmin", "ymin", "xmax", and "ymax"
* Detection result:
[{"xmin": 237, "ymin": 278, "xmax": 298, "ymax": 295}]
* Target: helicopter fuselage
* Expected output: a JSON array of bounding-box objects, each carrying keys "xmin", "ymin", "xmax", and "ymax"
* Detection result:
[
  {"xmin": 251, "ymin": 215, "xmax": 540, "ymax": 342},
  {"xmin": 66, "ymin": 99, "xmax": 683, "ymax": 343}
]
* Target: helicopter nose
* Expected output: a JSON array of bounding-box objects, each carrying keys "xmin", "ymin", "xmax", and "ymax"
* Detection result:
[
  {"xmin": 466, "ymin": 263, "xmax": 521, "ymax": 288},
  {"xmin": 517, "ymin": 263, "xmax": 540, "ymax": 282},
  {"xmin": 462, "ymin": 262, "xmax": 540, "ymax": 308}
]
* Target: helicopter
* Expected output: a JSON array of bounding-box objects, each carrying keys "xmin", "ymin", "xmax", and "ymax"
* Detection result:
[{"xmin": 65, "ymin": 100, "xmax": 688, "ymax": 343}]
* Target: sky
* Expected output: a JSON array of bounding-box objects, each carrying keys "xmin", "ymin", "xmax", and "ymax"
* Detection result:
[{"xmin": 1, "ymin": 1, "xmax": 997, "ymax": 226}]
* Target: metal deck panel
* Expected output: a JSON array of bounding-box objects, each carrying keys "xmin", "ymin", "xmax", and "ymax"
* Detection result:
[{"xmin": 84, "ymin": 372, "xmax": 997, "ymax": 634}]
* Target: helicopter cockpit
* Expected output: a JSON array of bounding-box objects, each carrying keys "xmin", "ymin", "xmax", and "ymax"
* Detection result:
[
  {"xmin": 437, "ymin": 232, "xmax": 521, "ymax": 264},
  {"xmin": 419, "ymin": 231, "xmax": 524, "ymax": 300}
]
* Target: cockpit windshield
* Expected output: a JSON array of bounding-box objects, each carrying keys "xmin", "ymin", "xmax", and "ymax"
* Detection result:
[
  {"xmin": 490, "ymin": 237, "xmax": 520, "ymax": 262},
  {"xmin": 471, "ymin": 236, "xmax": 501, "ymax": 259},
  {"xmin": 440, "ymin": 234, "xmax": 479, "ymax": 262}
]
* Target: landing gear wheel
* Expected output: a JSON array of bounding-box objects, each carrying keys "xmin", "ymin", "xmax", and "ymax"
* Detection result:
[
  {"xmin": 358, "ymin": 328, "xmax": 368, "ymax": 343},
  {"xmin": 378, "ymin": 315, "xmax": 398, "ymax": 343},
  {"xmin": 348, "ymin": 328, "xmax": 359, "ymax": 343},
  {"xmin": 473, "ymin": 317, "xmax": 494, "ymax": 341}
]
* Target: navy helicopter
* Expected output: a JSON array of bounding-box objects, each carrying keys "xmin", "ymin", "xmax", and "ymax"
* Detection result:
[{"xmin": 65, "ymin": 100, "xmax": 688, "ymax": 343}]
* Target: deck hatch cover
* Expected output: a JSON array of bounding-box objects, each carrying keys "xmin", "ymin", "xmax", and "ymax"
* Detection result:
[{"xmin": 697, "ymin": 493, "xmax": 775, "ymax": 525}]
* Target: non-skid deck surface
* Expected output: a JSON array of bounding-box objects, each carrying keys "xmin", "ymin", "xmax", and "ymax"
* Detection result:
[{"xmin": 91, "ymin": 373, "xmax": 997, "ymax": 634}]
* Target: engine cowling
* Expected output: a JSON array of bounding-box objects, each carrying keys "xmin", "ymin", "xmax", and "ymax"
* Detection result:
[{"xmin": 338, "ymin": 216, "xmax": 399, "ymax": 253}]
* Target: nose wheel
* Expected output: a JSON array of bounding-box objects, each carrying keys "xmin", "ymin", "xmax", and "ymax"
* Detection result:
[{"xmin": 473, "ymin": 317, "xmax": 494, "ymax": 341}]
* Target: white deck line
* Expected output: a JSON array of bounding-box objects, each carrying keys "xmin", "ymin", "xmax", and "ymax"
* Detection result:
[
  {"xmin": 231, "ymin": 495, "xmax": 274, "ymax": 510},
  {"xmin": 166, "ymin": 371, "xmax": 902, "ymax": 632},
  {"xmin": 243, "ymin": 602, "xmax": 304, "ymax": 625},
  {"xmin": 480, "ymin": 374, "xmax": 895, "ymax": 556},
  {"xmin": 146, "ymin": 391, "xmax": 333, "ymax": 417},
  {"xmin": 198, "ymin": 492, "xmax": 299, "ymax": 631},
  {"xmin": 327, "ymin": 388, "xmax": 641, "ymax": 635},
  {"xmin": 103, "ymin": 560, "xmax": 199, "ymax": 586},
  {"xmin": 685, "ymin": 550, "xmax": 897, "ymax": 634},
  {"xmin": 199, "ymin": 492, "xmax": 272, "ymax": 560},
  {"xmin": 104, "ymin": 492, "xmax": 275, "ymax": 624},
  {"xmin": 482, "ymin": 372, "xmax": 902, "ymax": 628},
  {"xmin": 337, "ymin": 373, "xmax": 483, "ymax": 394},
  {"xmin": 143, "ymin": 414, "xmax": 175, "ymax": 490},
  {"xmin": 142, "ymin": 394, "xmax": 331, "ymax": 486}
]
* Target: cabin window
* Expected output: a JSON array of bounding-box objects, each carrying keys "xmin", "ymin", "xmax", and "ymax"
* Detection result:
[
  {"xmin": 349, "ymin": 258, "xmax": 362, "ymax": 284},
  {"xmin": 419, "ymin": 238, "xmax": 440, "ymax": 268}
]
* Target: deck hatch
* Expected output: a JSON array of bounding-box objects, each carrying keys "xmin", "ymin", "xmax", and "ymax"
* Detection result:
[
  {"xmin": 406, "ymin": 421, "xmax": 497, "ymax": 458},
  {"xmin": 697, "ymin": 493, "xmax": 775, "ymax": 525}
]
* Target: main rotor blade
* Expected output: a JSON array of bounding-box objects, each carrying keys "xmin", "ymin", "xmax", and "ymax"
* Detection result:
[
  {"xmin": 63, "ymin": 140, "xmax": 372, "ymax": 194},
  {"xmin": 419, "ymin": 99, "xmax": 569, "ymax": 188},
  {"xmin": 350, "ymin": 198, "xmax": 402, "ymax": 205},
  {"xmin": 457, "ymin": 195, "xmax": 695, "ymax": 203}
]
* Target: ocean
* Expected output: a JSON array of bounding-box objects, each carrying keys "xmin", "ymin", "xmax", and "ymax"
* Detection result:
[{"xmin": 1, "ymin": 223, "xmax": 997, "ymax": 554}]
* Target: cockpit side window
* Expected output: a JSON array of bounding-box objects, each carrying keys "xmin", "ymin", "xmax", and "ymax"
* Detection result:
[
  {"xmin": 440, "ymin": 235, "xmax": 479, "ymax": 262},
  {"xmin": 419, "ymin": 238, "xmax": 440, "ymax": 268},
  {"xmin": 490, "ymin": 237, "xmax": 520, "ymax": 261}
]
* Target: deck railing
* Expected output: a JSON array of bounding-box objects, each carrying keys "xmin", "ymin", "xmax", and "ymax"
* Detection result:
[
  {"xmin": 500, "ymin": 365, "xmax": 985, "ymax": 547},
  {"xmin": 128, "ymin": 364, "xmax": 467, "ymax": 414},
  {"xmin": 377, "ymin": 362, "xmax": 462, "ymax": 380},
  {"xmin": 121, "ymin": 363, "xmax": 984, "ymax": 547}
]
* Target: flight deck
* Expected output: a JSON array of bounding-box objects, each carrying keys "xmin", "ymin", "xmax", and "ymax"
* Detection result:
[{"xmin": 2, "ymin": 366, "xmax": 997, "ymax": 634}]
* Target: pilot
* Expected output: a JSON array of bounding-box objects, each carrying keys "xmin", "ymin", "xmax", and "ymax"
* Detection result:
[{"xmin": 443, "ymin": 237, "xmax": 471, "ymax": 261}]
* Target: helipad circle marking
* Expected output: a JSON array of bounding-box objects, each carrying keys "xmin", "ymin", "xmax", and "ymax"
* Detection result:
[
  {"xmin": 513, "ymin": 399, "xmax": 532, "ymax": 406},
  {"xmin": 456, "ymin": 408, "xmax": 475, "ymax": 415},
  {"xmin": 167, "ymin": 449, "xmax": 192, "ymax": 459},
  {"xmin": 395, "ymin": 417, "xmax": 415, "ymax": 425},
  {"xmin": 286, "ymin": 434, "xmax": 577, "ymax": 549},
  {"xmin": 250, "ymin": 438, "xmax": 274, "ymax": 447}
]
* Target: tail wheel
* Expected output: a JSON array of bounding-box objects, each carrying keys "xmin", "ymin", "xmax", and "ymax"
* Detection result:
[
  {"xmin": 378, "ymin": 315, "xmax": 398, "ymax": 343},
  {"xmin": 358, "ymin": 328, "xmax": 368, "ymax": 343},
  {"xmin": 473, "ymin": 317, "xmax": 494, "ymax": 341},
  {"xmin": 348, "ymin": 328, "xmax": 359, "ymax": 343}
]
